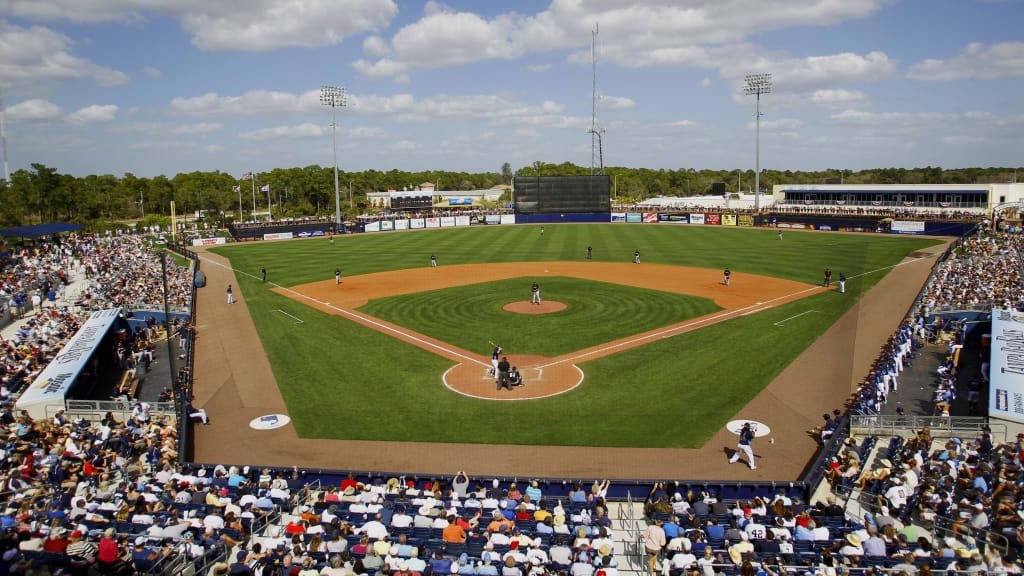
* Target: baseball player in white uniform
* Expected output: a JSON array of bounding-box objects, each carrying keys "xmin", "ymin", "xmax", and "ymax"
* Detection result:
[
  {"xmin": 729, "ymin": 423, "xmax": 757, "ymax": 470},
  {"xmin": 531, "ymin": 281, "xmax": 541, "ymax": 305},
  {"xmin": 488, "ymin": 341, "xmax": 502, "ymax": 379}
]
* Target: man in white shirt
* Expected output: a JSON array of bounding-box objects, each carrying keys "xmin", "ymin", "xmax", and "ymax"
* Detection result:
[{"xmin": 354, "ymin": 513, "xmax": 388, "ymax": 541}]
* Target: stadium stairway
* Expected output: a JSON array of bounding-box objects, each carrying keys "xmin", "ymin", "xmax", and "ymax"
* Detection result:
[{"xmin": 607, "ymin": 500, "xmax": 652, "ymax": 576}]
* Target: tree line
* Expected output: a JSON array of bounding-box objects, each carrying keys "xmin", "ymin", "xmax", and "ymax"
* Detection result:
[{"xmin": 0, "ymin": 162, "xmax": 1018, "ymax": 228}]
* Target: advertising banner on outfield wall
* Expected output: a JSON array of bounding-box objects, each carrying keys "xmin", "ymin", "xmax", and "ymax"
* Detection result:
[
  {"xmin": 296, "ymin": 230, "xmax": 327, "ymax": 238},
  {"xmin": 989, "ymin": 308, "xmax": 1024, "ymax": 423},
  {"xmin": 263, "ymin": 232, "xmax": 295, "ymax": 240},
  {"xmin": 722, "ymin": 214, "xmax": 737, "ymax": 226},
  {"xmin": 643, "ymin": 213, "xmax": 658, "ymax": 223},
  {"xmin": 500, "ymin": 214, "xmax": 516, "ymax": 225},
  {"xmin": 486, "ymin": 215, "xmax": 502, "ymax": 225},
  {"xmin": 658, "ymin": 213, "xmax": 689, "ymax": 223},
  {"xmin": 891, "ymin": 220, "xmax": 925, "ymax": 235},
  {"xmin": 440, "ymin": 216, "xmax": 456, "ymax": 227},
  {"xmin": 191, "ymin": 237, "xmax": 226, "ymax": 247},
  {"xmin": 738, "ymin": 215, "xmax": 754, "ymax": 227},
  {"xmin": 395, "ymin": 219, "xmax": 409, "ymax": 230},
  {"xmin": 364, "ymin": 222, "xmax": 380, "ymax": 233},
  {"xmin": 611, "ymin": 212, "xmax": 626, "ymax": 222},
  {"xmin": 426, "ymin": 218, "xmax": 441, "ymax": 228},
  {"xmin": 381, "ymin": 221, "xmax": 394, "ymax": 231},
  {"xmin": 704, "ymin": 214, "xmax": 721, "ymax": 225},
  {"xmin": 410, "ymin": 218, "xmax": 425, "ymax": 229},
  {"xmin": 689, "ymin": 213, "xmax": 705, "ymax": 225},
  {"xmin": 626, "ymin": 212, "xmax": 642, "ymax": 223},
  {"xmin": 455, "ymin": 216, "xmax": 471, "ymax": 227}
]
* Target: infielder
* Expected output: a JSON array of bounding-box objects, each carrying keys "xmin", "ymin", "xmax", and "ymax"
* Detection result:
[
  {"xmin": 634, "ymin": 249, "xmax": 641, "ymax": 264},
  {"xmin": 839, "ymin": 272, "xmax": 846, "ymax": 293},
  {"xmin": 335, "ymin": 268, "xmax": 341, "ymax": 285},
  {"xmin": 728, "ymin": 422, "xmax": 757, "ymax": 470},
  {"xmin": 531, "ymin": 281, "xmax": 541, "ymax": 305},
  {"xmin": 488, "ymin": 341, "xmax": 502, "ymax": 379},
  {"xmin": 587, "ymin": 245, "xmax": 593, "ymax": 260},
  {"xmin": 261, "ymin": 267, "xmax": 267, "ymax": 283},
  {"xmin": 724, "ymin": 267, "xmax": 731, "ymax": 286},
  {"xmin": 778, "ymin": 230, "xmax": 783, "ymax": 240},
  {"xmin": 541, "ymin": 226, "xmax": 545, "ymax": 236},
  {"xmin": 226, "ymin": 284, "xmax": 234, "ymax": 304},
  {"xmin": 430, "ymin": 254, "xmax": 437, "ymax": 268}
]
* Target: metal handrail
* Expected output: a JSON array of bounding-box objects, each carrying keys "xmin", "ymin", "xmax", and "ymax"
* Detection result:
[
  {"xmin": 931, "ymin": 514, "xmax": 1011, "ymax": 557},
  {"xmin": 849, "ymin": 415, "xmax": 1006, "ymax": 444}
]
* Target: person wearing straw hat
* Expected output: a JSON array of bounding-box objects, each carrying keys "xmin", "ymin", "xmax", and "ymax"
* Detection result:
[{"xmin": 839, "ymin": 534, "xmax": 863, "ymax": 556}]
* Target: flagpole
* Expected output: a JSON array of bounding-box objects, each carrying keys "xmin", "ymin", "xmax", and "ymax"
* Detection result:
[
  {"xmin": 266, "ymin": 184, "xmax": 272, "ymax": 221},
  {"xmin": 237, "ymin": 186, "xmax": 242, "ymax": 222},
  {"xmin": 251, "ymin": 170, "xmax": 257, "ymax": 218}
]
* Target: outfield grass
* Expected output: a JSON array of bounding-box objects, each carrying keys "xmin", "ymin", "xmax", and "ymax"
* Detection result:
[
  {"xmin": 211, "ymin": 224, "xmax": 941, "ymax": 447},
  {"xmin": 358, "ymin": 276, "xmax": 722, "ymax": 357}
]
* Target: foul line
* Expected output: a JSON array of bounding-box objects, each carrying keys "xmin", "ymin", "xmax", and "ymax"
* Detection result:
[
  {"xmin": 200, "ymin": 256, "xmax": 491, "ymax": 369},
  {"xmin": 272, "ymin": 309, "xmax": 305, "ymax": 324},
  {"xmin": 538, "ymin": 254, "xmax": 933, "ymax": 370},
  {"xmin": 442, "ymin": 363, "xmax": 586, "ymax": 402},
  {"xmin": 773, "ymin": 310, "xmax": 819, "ymax": 326}
]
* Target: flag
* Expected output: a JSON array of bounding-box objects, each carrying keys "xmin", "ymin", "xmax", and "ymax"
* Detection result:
[
  {"xmin": 241, "ymin": 172, "xmax": 253, "ymax": 181},
  {"xmin": 232, "ymin": 185, "xmax": 240, "ymax": 193},
  {"xmin": 260, "ymin": 184, "xmax": 269, "ymax": 192}
]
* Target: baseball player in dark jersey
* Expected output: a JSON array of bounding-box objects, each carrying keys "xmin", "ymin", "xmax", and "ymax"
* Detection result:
[
  {"xmin": 824, "ymin": 267, "xmax": 832, "ymax": 287},
  {"xmin": 634, "ymin": 249, "xmax": 640, "ymax": 264},
  {"xmin": 261, "ymin": 267, "xmax": 267, "ymax": 283},
  {"xmin": 431, "ymin": 254, "xmax": 437, "ymax": 268},
  {"xmin": 587, "ymin": 245, "xmax": 593, "ymax": 260},
  {"xmin": 488, "ymin": 341, "xmax": 502, "ymax": 380},
  {"xmin": 724, "ymin": 267, "xmax": 731, "ymax": 286},
  {"xmin": 839, "ymin": 272, "xmax": 846, "ymax": 293},
  {"xmin": 531, "ymin": 281, "xmax": 541, "ymax": 305},
  {"xmin": 335, "ymin": 268, "xmax": 341, "ymax": 285},
  {"xmin": 728, "ymin": 422, "xmax": 757, "ymax": 470}
]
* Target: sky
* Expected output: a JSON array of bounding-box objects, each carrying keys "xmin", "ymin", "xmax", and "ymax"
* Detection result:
[{"xmin": 1, "ymin": 0, "xmax": 1023, "ymax": 179}]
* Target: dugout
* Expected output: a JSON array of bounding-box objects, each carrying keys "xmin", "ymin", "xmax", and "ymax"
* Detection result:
[{"xmin": 513, "ymin": 175, "xmax": 610, "ymax": 215}]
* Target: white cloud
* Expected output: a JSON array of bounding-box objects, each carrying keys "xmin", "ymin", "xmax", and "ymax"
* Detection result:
[
  {"xmin": 720, "ymin": 51, "xmax": 895, "ymax": 94},
  {"xmin": 701, "ymin": 77, "xmax": 712, "ymax": 88},
  {"xmin": 667, "ymin": 120, "xmax": 694, "ymax": 127},
  {"xmin": 0, "ymin": 0, "xmax": 399, "ymax": 52},
  {"xmin": 352, "ymin": 1, "xmax": 884, "ymax": 80},
  {"xmin": 601, "ymin": 94, "xmax": 636, "ymax": 110},
  {"xmin": 362, "ymin": 35, "xmax": 389, "ymax": 57},
  {"xmin": 169, "ymin": 89, "xmax": 321, "ymax": 116},
  {"xmin": 392, "ymin": 140, "xmax": 417, "ymax": 151},
  {"xmin": 809, "ymin": 89, "xmax": 869, "ymax": 108},
  {"xmin": 908, "ymin": 42, "xmax": 1024, "ymax": 81},
  {"xmin": 748, "ymin": 118, "xmax": 802, "ymax": 130},
  {"xmin": 143, "ymin": 66, "xmax": 162, "ymax": 79},
  {"xmin": 110, "ymin": 121, "xmax": 224, "ymax": 135},
  {"xmin": 6, "ymin": 98, "xmax": 62, "ymax": 123},
  {"xmin": 527, "ymin": 63, "xmax": 551, "ymax": 72},
  {"xmin": 349, "ymin": 126, "xmax": 387, "ymax": 139},
  {"xmin": 0, "ymin": 19, "xmax": 129, "ymax": 88},
  {"xmin": 66, "ymin": 104, "xmax": 119, "ymax": 125},
  {"xmin": 204, "ymin": 144, "xmax": 223, "ymax": 153},
  {"xmin": 239, "ymin": 123, "xmax": 328, "ymax": 141}
]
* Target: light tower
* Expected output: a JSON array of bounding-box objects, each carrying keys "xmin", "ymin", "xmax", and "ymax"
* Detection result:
[
  {"xmin": 744, "ymin": 73, "xmax": 772, "ymax": 211},
  {"xmin": 320, "ymin": 85, "xmax": 347, "ymax": 229}
]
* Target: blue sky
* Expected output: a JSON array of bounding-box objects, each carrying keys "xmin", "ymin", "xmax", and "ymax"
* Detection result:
[{"xmin": 1, "ymin": 0, "xmax": 1022, "ymax": 178}]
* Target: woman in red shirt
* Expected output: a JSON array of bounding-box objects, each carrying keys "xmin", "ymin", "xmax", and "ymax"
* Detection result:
[{"xmin": 97, "ymin": 528, "xmax": 121, "ymax": 567}]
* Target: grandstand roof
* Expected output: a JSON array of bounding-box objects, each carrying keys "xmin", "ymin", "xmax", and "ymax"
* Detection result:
[{"xmin": 0, "ymin": 222, "xmax": 84, "ymax": 238}]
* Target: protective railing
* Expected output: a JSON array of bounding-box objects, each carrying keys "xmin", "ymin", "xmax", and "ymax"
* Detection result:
[
  {"xmin": 57, "ymin": 399, "xmax": 177, "ymax": 421},
  {"xmin": 931, "ymin": 514, "xmax": 1011, "ymax": 558},
  {"xmin": 849, "ymin": 415, "xmax": 1006, "ymax": 444}
]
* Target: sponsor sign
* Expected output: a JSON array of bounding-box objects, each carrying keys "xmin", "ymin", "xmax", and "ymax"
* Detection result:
[
  {"xmin": 425, "ymin": 217, "xmax": 441, "ymax": 228},
  {"xmin": 455, "ymin": 216, "xmax": 471, "ymax": 227},
  {"xmin": 191, "ymin": 237, "xmax": 226, "ymax": 247},
  {"xmin": 440, "ymin": 216, "xmax": 456, "ymax": 227},
  {"xmin": 722, "ymin": 214, "xmax": 737, "ymax": 226},
  {"xmin": 738, "ymin": 215, "xmax": 754, "ymax": 227},
  {"xmin": 17, "ymin": 309, "xmax": 122, "ymax": 418},
  {"xmin": 658, "ymin": 213, "xmax": 689, "ymax": 224},
  {"xmin": 263, "ymin": 232, "xmax": 294, "ymax": 240},
  {"xmin": 394, "ymin": 219, "xmax": 409, "ymax": 230},
  {"xmin": 380, "ymin": 220, "xmax": 394, "ymax": 231},
  {"xmin": 819, "ymin": 225, "xmax": 833, "ymax": 231},
  {"xmin": 410, "ymin": 218, "xmax": 425, "ymax": 229},
  {"xmin": 500, "ymin": 214, "xmax": 516, "ymax": 225},
  {"xmin": 364, "ymin": 222, "xmax": 380, "ymax": 233},
  {"xmin": 296, "ymin": 230, "xmax": 326, "ymax": 238},
  {"xmin": 611, "ymin": 212, "xmax": 626, "ymax": 222},
  {"xmin": 626, "ymin": 212, "xmax": 642, "ymax": 223},
  {"xmin": 990, "ymin": 308, "xmax": 1024, "ymax": 423},
  {"xmin": 689, "ymin": 213, "xmax": 705, "ymax": 225},
  {"xmin": 485, "ymin": 214, "xmax": 502, "ymax": 225},
  {"xmin": 777, "ymin": 222, "xmax": 807, "ymax": 229},
  {"xmin": 448, "ymin": 198, "xmax": 473, "ymax": 205},
  {"xmin": 249, "ymin": 414, "xmax": 292, "ymax": 431},
  {"xmin": 642, "ymin": 213, "xmax": 658, "ymax": 223},
  {"xmin": 891, "ymin": 220, "xmax": 925, "ymax": 235},
  {"xmin": 704, "ymin": 214, "xmax": 721, "ymax": 225}
]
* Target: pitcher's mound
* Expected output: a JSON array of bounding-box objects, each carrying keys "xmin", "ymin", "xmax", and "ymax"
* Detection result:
[{"xmin": 503, "ymin": 301, "xmax": 567, "ymax": 314}]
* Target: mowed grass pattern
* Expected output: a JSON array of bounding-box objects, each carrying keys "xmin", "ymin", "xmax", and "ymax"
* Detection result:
[
  {"xmin": 210, "ymin": 224, "xmax": 941, "ymax": 447},
  {"xmin": 358, "ymin": 276, "xmax": 722, "ymax": 357}
]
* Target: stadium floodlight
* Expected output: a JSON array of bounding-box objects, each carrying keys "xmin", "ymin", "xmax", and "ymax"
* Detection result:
[
  {"xmin": 744, "ymin": 73, "xmax": 772, "ymax": 211},
  {"xmin": 320, "ymin": 86, "xmax": 347, "ymax": 230}
]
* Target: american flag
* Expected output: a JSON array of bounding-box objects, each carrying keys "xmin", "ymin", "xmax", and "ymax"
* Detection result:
[
  {"xmin": 241, "ymin": 172, "xmax": 253, "ymax": 181},
  {"xmin": 232, "ymin": 185, "xmax": 240, "ymax": 193}
]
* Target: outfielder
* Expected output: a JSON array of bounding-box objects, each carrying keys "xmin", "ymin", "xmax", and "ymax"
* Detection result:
[
  {"xmin": 728, "ymin": 422, "xmax": 757, "ymax": 470},
  {"xmin": 488, "ymin": 341, "xmax": 502, "ymax": 380},
  {"xmin": 778, "ymin": 230, "xmax": 783, "ymax": 240},
  {"xmin": 431, "ymin": 254, "xmax": 437, "ymax": 268},
  {"xmin": 587, "ymin": 245, "xmax": 593, "ymax": 260},
  {"xmin": 634, "ymin": 249, "xmax": 641, "ymax": 264},
  {"xmin": 261, "ymin": 267, "xmax": 267, "ymax": 283},
  {"xmin": 531, "ymin": 281, "xmax": 541, "ymax": 305}
]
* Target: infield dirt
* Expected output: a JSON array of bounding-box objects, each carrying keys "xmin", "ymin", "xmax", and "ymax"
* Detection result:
[{"xmin": 190, "ymin": 238, "xmax": 947, "ymax": 479}]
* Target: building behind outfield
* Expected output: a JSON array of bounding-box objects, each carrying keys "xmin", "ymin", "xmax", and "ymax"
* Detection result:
[{"xmin": 772, "ymin": 183, "xmax": 1024, "ymax": 211}]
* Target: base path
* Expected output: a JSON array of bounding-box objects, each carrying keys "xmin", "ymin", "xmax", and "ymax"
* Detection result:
[
  {"xmin": 277, "ymin": 262, "xmax": 819, "ymax": 401},
  {"xmin": 191, "ymin": 240, "xmax": 948, "ymax": 479}
]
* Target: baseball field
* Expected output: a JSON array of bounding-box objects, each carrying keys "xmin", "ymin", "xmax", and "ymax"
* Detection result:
[{"xmin": 203, "ymin": 224, "xmax": 940, "ymax": 455}]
